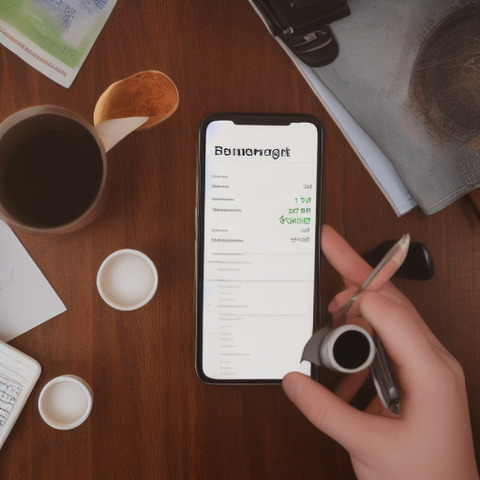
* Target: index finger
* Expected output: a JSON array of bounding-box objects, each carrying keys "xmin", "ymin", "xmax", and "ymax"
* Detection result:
[{"xmin": 321, "ymin": 225, "xmax": 375, "ymax": 287}]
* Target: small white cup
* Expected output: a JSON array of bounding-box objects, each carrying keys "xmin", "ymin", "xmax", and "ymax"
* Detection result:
[
  {"xmin": 96, "ymin": 249, "xmax": 158, "ymax": 310},
  {"xmin": 38, "ymin": 375, "xmax": 93, "ymax": 430},
  {"xmin": 319, "ymin": 324, "xmax": 376, "ymax": 373}
]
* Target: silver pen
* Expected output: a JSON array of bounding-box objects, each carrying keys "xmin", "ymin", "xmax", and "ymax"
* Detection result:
[{"xmin": 340, "ymin": 234, "xmax": 410, "ymax": 414}]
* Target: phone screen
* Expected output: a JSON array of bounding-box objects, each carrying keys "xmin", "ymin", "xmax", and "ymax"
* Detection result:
[{"xmin": 196, "ymin": 114, "xmax": 322, "ymax": 383}]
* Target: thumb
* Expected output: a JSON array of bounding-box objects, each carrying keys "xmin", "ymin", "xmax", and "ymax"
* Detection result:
[{"xmin": 282, "ymin": 372, "xmax": 374, "ymax": 452}]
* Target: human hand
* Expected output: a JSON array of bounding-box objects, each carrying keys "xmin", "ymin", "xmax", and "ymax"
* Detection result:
[{"xmin": 283, "ymin": 225, "xmax": 479, "ymax": 480}]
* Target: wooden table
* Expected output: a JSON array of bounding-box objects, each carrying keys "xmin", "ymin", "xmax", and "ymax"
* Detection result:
[{"xmin": 1, "ymin": 2, "xmax": 479, "ymax": 478}]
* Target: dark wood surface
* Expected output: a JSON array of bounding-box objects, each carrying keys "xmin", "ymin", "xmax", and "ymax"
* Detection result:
[{"xmin": 1, "ymin": 2, "xmax": 479, "ymax": 479}]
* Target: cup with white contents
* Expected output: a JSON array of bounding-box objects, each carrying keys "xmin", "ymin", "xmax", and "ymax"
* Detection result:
[
  {"xmin": 96, "ymin": 249, "xmax": 158, "ymax": 311},
  {"xmin": 38, "ymin": 375, "xmax": 94, "ymax": 430}
]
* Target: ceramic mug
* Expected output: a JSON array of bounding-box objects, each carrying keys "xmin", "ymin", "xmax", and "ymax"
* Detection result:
[{"xmin": 0, "ymin": 105, "xmax": 146, "ymax": 234}]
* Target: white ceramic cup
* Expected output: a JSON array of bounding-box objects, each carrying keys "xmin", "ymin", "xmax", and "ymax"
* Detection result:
[
  {"xmin": 319, "ymin": 324, "xmax": 376, "ymax": 373},
  {"xmin": 96, "ymin": 249, "xmax": 158, "ymax": 310},
  {"xmin": 38, "ymin": 375, "xmax": 93, "ymax": 430}
]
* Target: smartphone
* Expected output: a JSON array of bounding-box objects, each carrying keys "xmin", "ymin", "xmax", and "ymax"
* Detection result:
[{"xmin": 195, "ymin": 113, "xmax": 323, "ymax": 383}]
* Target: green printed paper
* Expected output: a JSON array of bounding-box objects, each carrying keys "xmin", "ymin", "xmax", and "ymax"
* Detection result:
[{"xmin": 0, "ymin": 0, "xmax": 117, "ymax": 87}]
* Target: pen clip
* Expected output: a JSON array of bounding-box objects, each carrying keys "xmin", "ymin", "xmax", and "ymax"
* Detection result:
[{"xmin": 371, "ymin": 337, "xmax": 401, "ymax": 414}]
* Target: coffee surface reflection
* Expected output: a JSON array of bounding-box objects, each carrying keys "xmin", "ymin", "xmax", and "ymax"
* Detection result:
[{"xmin": 1, "ymin": 115, "xmax": 103, "ymax": 229}]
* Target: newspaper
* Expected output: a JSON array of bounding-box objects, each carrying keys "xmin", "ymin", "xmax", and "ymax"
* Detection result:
[{"xmin": 0, "ymin": 0, "xmax": 117, "ymax": 88}]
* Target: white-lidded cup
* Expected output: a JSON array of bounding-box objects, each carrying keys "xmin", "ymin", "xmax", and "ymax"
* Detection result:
[
  {"xmin": 38, "ymin": 375, "xmax": 93, "ymax": 430},
  {"xmin": 96, "ymin": 249, "xmax": 158, "ymax": 310}
]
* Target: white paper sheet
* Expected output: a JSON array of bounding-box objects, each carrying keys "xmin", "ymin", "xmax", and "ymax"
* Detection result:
[{"xmin": 0, "ymin": 220, "xmax": 66, "ymax": 341}]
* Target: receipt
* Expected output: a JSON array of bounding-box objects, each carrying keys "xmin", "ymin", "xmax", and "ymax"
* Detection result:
[{"xmin": 0, "ymin": 0, "xmax": 117, "ymax": 88}]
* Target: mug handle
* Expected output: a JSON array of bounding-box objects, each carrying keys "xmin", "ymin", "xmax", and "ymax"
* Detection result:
[{"xmin": 94, "ymin": 116, "xmax": 148, "ymax": 152}]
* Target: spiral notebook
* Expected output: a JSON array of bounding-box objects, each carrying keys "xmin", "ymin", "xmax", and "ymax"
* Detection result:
[{"xmin": 0, "ymin": 340, "xmax": 41, "ymax": 450}]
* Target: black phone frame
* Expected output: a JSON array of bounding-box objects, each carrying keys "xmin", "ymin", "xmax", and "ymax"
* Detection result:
[{"xmin": 195, "ymin": 113, "xmax": 323, "ymax": 384}]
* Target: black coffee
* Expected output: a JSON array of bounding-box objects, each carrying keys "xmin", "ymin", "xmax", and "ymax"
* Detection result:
[
  {"xmin": 333, "ymin": 330, "xmax": 371, "ymax": 370},
  {"xmin": 0, "ymin": 116, "xmax": 103, "ymax": 228}
]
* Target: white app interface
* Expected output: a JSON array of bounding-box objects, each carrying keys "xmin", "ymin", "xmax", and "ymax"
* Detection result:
[{"xmin": 202, "ymin": 120, "xmax": 319, "ymax": 379}]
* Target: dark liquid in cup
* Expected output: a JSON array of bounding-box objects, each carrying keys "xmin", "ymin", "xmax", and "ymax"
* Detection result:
[
  {"xmin": 333, "ymin": 330, "xmax": 371, "ymax": 370},
  {"xmin": 0, "ymin": 116, "xmax": 103, "ymax": 228}
]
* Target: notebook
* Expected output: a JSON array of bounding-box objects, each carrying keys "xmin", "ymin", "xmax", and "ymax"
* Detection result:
[{"xmin": 0, "ymin": 340, "xmax": 41, "ymax": 450}]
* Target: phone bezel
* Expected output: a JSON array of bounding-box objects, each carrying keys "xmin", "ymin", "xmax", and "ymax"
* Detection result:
[{"xmin": 195, "ymin": 113, "xmax": 323, "ymax": 384}]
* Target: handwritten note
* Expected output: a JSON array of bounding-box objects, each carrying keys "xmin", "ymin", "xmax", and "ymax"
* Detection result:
[{"xmin": 0, "ymin": 220, "xmax": 66, "ymax": 341}]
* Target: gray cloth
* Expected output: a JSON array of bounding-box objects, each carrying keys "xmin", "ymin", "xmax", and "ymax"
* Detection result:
[{"xmin": 313, "ymin": 0, "xmax": 480, "ymax": 214}]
